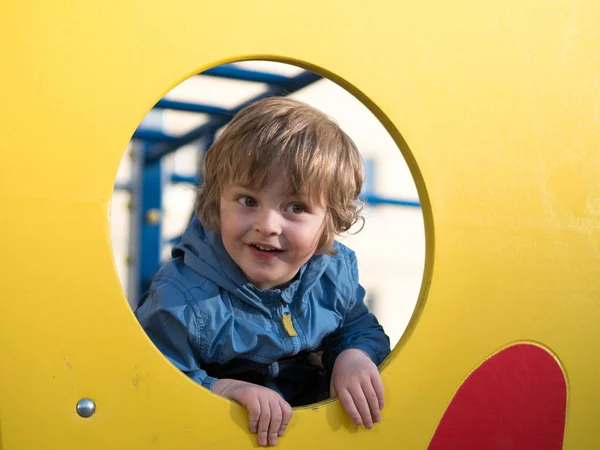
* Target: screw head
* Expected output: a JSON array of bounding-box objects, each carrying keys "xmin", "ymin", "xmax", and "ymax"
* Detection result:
[
  {"xmin": 76, "ymin": 398, "xmax": 96, "ymax": 418},
  {"xmin": 145, "ymin": 208, "xmax": 161, "ymax": 224}
]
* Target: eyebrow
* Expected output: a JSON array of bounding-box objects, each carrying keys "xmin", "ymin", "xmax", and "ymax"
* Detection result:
[
  {"xmin": 225, "ymin": 184, "xmax": 259, "ymax": 194},
  {"xmin": 225, "ymin": 183, "xmax": 318, "ymax": 204}
]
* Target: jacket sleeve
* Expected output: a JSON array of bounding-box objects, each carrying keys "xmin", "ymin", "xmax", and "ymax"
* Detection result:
[
  {"xmin": 321, "ymin": 250, "xmax": 391, "ymax": 372},
  {"xmin": 135, "ymin": 276, "xmax": 218, "ymax": 390}
]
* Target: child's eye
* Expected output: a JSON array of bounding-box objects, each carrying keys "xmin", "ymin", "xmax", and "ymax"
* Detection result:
[
  {"xmin": 237, "ymin": 196, "xmax": 258, "ymax": 207},
  {"xmin": 285, "ymin": 203, "xmax": 306, "ymax": 214}
]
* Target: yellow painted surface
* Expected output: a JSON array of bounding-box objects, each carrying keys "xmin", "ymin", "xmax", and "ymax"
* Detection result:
[{"xmin": 1, "ymin": 1, "xmax": 599, "ymax": 449}]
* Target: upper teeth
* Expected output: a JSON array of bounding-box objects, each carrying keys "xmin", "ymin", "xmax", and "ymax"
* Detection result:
[{"xmin": 254, "ymin": 244, "xmax": 276, "ymax": 251}]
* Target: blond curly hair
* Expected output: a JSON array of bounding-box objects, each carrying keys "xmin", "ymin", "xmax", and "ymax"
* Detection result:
[{"xmin": 195, "ymin": 96, "xmax": 364, "ymax": 255}]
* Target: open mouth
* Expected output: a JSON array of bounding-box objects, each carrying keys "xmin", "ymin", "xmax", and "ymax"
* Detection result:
[{"xmin": 250, "ymin": 244, "xmax": 282, "ymax": 253}]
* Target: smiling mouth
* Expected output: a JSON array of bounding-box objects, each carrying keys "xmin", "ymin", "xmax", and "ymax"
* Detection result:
[{"xmin": 250, "ymin": 244, "xmax": 283, "ymax": 252}]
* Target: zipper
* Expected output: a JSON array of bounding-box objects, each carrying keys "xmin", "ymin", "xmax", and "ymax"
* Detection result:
[{"xmin": 280, "ymin": 302, "xmax": 301, "ymax": 355}]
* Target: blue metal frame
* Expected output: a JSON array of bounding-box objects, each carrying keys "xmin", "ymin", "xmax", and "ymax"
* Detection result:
[
  {"xmin": 138, "ymin": 146, "xmax": 163, "ymax": 295},
  {"xmin": 115, "ymin": 63, "xmax": 421, "ymax": 299},
  {"xmin": 143, "ymin": 73, "xmax": 322, "ymax": 163},
  {"xmin": 154, "ymin": 99, "xmax": 230, "ymax": 117},
  {"xmin": 362, "ymin": 194, "xmax": 420, "ymax": 208},
  {"xmin": 203, "ymin": 65, "xmax": 293, "ymax": 85}
]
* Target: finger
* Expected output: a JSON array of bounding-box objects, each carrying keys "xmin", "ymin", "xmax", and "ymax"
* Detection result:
[
  {"xmin": 337, "ymin": 388, "xmax": 362, "ymax": 426},
  {"xmin": 348, "ymin": 384, "xmax": 373, "ymax": 429},
  {"xmin": 330, "ymin": 381, "xmax": 337, "ymax": 398},
  {"xmin": 371, "ymin": 372, "xmax": 385, "ymax": 410},
  {"xmin": 362, "ymin": 380, "xmax": 381, "ymax": 424},
  {"xmin": 257, "ymin": 397, "xmax": 271, "ymax": 447},
  {"xmin": 268, "ymin": 401, "xmax": 283, "ymax": 446},
  {"xmin": 278, "ymin": 400, "xmax": 293, "ymax": 437},
  {"xmin": 245, "ymin": 397, "xmax": 261, "ymax": 434}
]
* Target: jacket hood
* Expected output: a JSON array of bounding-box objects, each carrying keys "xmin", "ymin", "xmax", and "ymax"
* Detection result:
[{"xmin": 171, "ymin": 217, "xmax": 329, "ymax": 312}]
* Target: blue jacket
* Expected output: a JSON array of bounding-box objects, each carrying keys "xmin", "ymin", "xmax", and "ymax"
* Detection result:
[{"xmin": 135, "ymin": 217, "xmax": 390, "ymax": 401}]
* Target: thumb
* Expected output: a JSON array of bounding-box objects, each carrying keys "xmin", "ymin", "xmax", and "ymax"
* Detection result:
[{"xmin": 330, "ymin": 381, "xmax": 337, "ymax": 398}]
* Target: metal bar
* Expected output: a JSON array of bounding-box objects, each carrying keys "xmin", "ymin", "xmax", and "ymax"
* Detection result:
[
  {"xmin": 132, "ymin": 128, "xmax": 176, "ymax": 142},
  {"xmin": 154, "ymin": 99, "xmax": 230, "ymax": 117},
  {"xmin": 362, "ymin": 194, "xmax": 421, "ymax": 208},
  {"xmin": 279, "ymin": 71, "xmax": 321, "ymax": 92},
  {"xmin": 145, "ymin": 121, "xmax": 222, "ymax": 162},
  {"xmin": 363, "ymin": 157, "xmax": 376, "ymax": 197},
  {"xmin": 139, "ymin": 151, "xmax": 163, "ymax": 295},
  {"xmin": 202, "ymin": 64, "xmax": 292, "ymax": 85},
  {"xmin": 170, "ymin": 174, "xmax": 199, "ymax": 184}
]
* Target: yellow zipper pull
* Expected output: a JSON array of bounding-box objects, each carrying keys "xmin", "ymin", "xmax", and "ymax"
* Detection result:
[
  {"xmin": 280, "ymin": 303, "xmax": 298, "ymax": 337},
  {"xmin": 282, "ymin": 313, "xmax": 298, "ymax": 337}
]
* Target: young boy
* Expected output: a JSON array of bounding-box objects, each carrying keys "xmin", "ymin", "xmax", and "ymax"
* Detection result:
[{"xmin": 135, "ymin": 97, "xmax": 390, "ymax": 446}]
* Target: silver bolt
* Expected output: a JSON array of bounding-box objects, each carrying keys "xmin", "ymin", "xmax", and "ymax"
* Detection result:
[{"xmin": 76, "ymin": 398, "xmax": 96, "ymax": 418}]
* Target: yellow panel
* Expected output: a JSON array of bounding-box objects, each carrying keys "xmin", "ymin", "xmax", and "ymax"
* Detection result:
[{"xmin": 1, "ymin": 1, "xmax": 599, "ymax": 449}]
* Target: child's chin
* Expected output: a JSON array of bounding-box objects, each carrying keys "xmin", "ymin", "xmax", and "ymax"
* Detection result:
[{"xmin": 248, "ymin": 274, "xmax": 290, "ymax": 290}]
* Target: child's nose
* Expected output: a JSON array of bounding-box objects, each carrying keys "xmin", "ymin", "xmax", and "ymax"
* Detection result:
[{"xmin": 254, "ymin": 208, "xmax": 282, "ymax": 236}]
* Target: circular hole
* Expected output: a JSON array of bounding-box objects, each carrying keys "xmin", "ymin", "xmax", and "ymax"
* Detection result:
[{"xmin": 111, "ymin": 59, "xmax": 427, "ymax": 404}]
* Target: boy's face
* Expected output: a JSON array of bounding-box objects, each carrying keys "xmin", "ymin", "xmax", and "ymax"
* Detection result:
[{"xmin": 219, "ymin": 174, "xmax": 326, "ymax": 290}]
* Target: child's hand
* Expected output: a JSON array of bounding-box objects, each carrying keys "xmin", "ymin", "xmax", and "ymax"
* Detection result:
[
  {"xmin": 330, "ymin": 348, "xmax": 384, "ymax": 429},
  {"xmin": 212, "ymin": 378, "xmax": 293, "ymax": 446}
]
